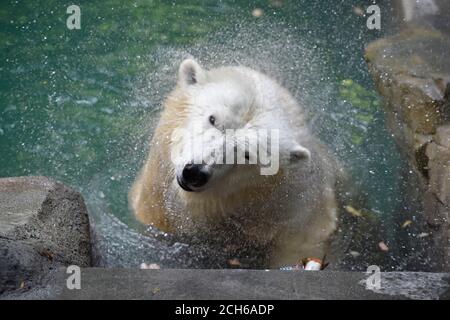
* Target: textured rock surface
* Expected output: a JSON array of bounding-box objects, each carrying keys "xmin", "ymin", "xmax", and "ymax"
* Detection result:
[
  {"xmin": 392, "ymin": 0, "xmax": 450, "ymax": 35},
  {"xmin": 2, "ymin": 269, "xmax": 449, "ymax": 300},
  {"xmin": 365, "ymin": 28, "xmax": 449, "ymax": 138},
  {"xmin": 0, "ymin": 176, "xmax": 92, "ymax": 295},
  {"xmin": 365, "ymin": 9, "xmax": 450, "ymax": 270}
]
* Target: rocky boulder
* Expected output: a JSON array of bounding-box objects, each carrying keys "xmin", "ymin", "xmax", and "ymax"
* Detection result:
[
  {"xmin": 365, "ymin": 22, "xmax": 450, "ymax": 270},
  {"xmin": 0, "ymin": 177, "xmax": 92, "ymax": 295}
]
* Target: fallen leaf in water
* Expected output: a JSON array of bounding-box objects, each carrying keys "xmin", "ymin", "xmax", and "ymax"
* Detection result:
[
  {"xmin": 252, "ymin": 8, "xmax": 264, "ymax": 18},
  {"xmin": 152, "ymin": 287, "xmax": 160, "ymax": 294},
  {"xmin": 270, "ymin": 0, "xmax": 283, "ymax": 8},
  {"xmin": 19, "ymin": 281, "xmax": 25, "ymax": 289},
  {"xmin": 349, "ymin": 251, "xmax": 360, "ymax": 258},
  {"xmin": 378, "ymin": 241, "xmax": 389, "ymax": 252},
  {"xmin": 228, "ymin": 258, "xmax": 241, "ymax": 267},
  {"xmin": 417, "ymin": 232, "xmax": 430, "ymax": 238},
  {"xmin": 39, "ymin": 249, "xmax": 54, "ymax": 261},
  {"xmin": 345, "ymin": 205, "xmax": 363, "ymax": 217},
  {"xmin": 402, "ymin": 220, "xmax": 412, "ymax": 228},
  {"xmin": 353, "ymin": 6, "xmax": 365, "ymax": 17}
]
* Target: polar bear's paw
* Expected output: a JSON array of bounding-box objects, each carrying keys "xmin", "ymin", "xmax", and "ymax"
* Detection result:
[
  {"xmin": 280, "ymin": 258, "xmax": 324, "ymax": 271},
  {"xmin": 304, "ymin": 258, "xmax": 323, "ymax": 271}
]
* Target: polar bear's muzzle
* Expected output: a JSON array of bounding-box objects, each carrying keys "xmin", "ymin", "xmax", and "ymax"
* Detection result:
[{"xmin": 177, "ymin": 164, "xmax": 211, "ymax": 192}]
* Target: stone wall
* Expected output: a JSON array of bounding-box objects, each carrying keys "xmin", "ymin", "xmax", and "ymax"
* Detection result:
[{"xmin": 365, "ymin": 0, "xmax": 450, "ymax": 271}]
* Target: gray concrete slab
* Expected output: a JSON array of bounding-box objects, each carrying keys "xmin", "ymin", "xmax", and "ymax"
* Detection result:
[{"xmin": 3, "ymin": 269, "xmax": 450, "ymax": 300}]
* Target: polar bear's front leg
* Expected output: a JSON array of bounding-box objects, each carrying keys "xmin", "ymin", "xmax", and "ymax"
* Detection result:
[{"xmin": 271, "ymin": 211, "xmax": 336, "ymax": 270}]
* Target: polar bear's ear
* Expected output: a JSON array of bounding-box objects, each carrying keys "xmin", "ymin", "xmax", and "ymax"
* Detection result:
[
  {"xmin": 289, "ymin": 144, "xmax": 311, "ymax": 162},
  {"xmin": 178, "ymin": 59, "xmax": 205, "ymax": 87}
]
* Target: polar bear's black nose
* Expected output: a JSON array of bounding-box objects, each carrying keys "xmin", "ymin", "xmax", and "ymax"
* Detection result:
[{"xmin": 179, "ymin": 164, "xmax": 210, "ymax": 191}]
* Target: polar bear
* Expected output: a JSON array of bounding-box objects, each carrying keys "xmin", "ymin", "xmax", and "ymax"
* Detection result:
[{"xmin": 130, "ymin": 59, "xmax": 341, "ymax": 269}]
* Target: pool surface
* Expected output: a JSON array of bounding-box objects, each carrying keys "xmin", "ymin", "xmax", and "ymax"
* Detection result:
[{"xmin": 0, "ymin": 1, "xmax": 430, "ymax": 270}]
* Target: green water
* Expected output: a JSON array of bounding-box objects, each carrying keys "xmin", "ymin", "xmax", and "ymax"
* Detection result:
[{"xmin": 1, "ymin": 1, "xmax": 424, "ymax": 269}]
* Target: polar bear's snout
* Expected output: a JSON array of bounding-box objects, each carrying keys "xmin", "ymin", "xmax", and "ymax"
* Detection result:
[{"xmin": 177, "ymin": 164, "xmax": 211, "ymax": 192}]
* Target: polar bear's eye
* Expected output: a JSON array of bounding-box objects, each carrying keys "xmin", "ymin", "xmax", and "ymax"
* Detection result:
[{"xmin": 209, "ymin": 115, "xmax": 216, "ymax": 126}]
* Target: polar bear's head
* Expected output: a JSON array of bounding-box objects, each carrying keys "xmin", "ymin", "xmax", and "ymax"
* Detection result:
[{"xmin": 169, "ymin": 59, "xmax": 310, "ymax": 194}]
